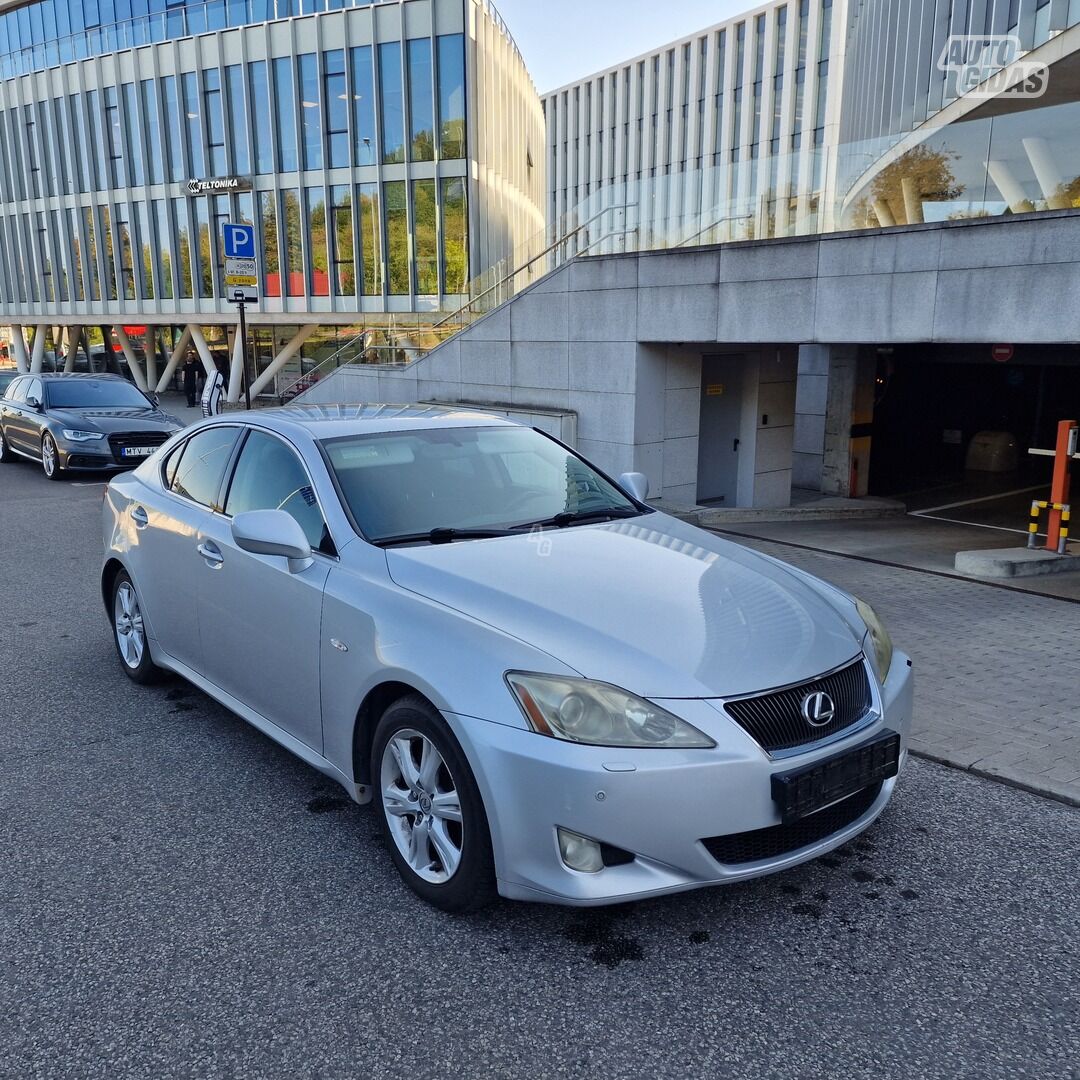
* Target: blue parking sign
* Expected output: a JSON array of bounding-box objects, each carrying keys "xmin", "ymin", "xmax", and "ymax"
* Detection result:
[{"xmin": 222, "ymin": 222, "xmax": 256, "ymax": 259}]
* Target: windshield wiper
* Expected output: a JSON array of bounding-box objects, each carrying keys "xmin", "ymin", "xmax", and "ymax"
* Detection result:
[
  {"xmin": 513, "ymin": 507, "xmax": 643, "ymax": 531},
  {"xmin": 375, "ymin": 527, "xmax": 518, "ymax": 548}
]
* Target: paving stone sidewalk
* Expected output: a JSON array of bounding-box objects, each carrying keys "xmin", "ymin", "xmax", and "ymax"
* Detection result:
[{"xmin": 727, "ymin": 534, "xmax": 1080, "ymax": 806}]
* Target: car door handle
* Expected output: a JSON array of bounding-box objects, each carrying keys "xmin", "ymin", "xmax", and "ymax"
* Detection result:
[
  {"xmin": 129, "ymin": 505, "xmax": 148, "ymax": 529},
  {"xmin": 197, "ymin": 541, "xmax": 224, "ymax": 567}
]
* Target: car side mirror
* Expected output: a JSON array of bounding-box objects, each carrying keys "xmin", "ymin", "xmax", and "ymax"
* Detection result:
[
  {"xmin": 231, "ymin": 509, "xmax": 313, "ymax": 572},
  {"xmin": 618, "ymin": 471, "xmax": 649, "ymax": 502},
  {"xmin": 26, "ymin": 395, "xmax": 43, "ymax": 412},
  {"xmin": 147, "ymin": 392, "xmax": 160, "ymax": 407}
]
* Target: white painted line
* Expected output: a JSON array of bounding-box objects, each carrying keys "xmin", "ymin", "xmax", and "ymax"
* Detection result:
[
  {"xmin": 71, "ymin": 481, "xmax": 107, "ymax": 487},
  {"xmin": 910, "ymin": 483, "xmax": 1047, "ymax": 517},
  {"xmin": 910, "ymin": 512, "xmax": 1035, "ymax": 537}
]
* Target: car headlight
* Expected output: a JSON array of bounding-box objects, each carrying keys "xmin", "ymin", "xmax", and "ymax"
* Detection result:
[
  {"xmin": 855, "ymin": 598, "xmax": 893, "ymax": 681},
  {"xmin": 61, "ymin": 429, "xmax": 105, "ymax": 442},
  {"xmin": 506, "ymin": 672, "xmax": 715, "ymax": 748}
]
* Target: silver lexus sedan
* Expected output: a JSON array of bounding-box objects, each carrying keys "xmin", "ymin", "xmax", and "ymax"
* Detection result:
[{"xmin": 101, "ymin": 405, "xmax": 913, "ymax": 911}]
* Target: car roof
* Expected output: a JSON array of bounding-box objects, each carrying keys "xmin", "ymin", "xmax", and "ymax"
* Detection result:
[
  {"xmin": 38, "ymin": 372, "xmax": 127, "ymax": 381},
  {"xmin": 220, "ymin": 403, "xmax": 522, "ymax": 439}
]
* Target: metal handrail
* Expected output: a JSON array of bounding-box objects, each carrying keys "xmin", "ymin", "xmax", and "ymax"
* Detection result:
[{"xmin": 276, "ymin": 328, "xmax": 367, "ymax": 403}]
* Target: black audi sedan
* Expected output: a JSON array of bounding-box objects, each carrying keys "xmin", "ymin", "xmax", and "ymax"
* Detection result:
[{"xmin": 0, "ymin": 373, "xmax": 184, "ymax": 480}]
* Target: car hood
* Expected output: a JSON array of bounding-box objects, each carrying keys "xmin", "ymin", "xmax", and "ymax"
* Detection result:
[
  {"xmin": 385, "ymin": 513, "xmax": 864, "ymax": 699},
  {"xmin": 48, "ymin": 407, "xmax": 182, "ymax": 433}
]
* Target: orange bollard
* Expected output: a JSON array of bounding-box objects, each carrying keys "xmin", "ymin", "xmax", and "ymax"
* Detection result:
[{"xmin": 1046, "ymin": 420, "xmax": 1077, "ymax": 552}]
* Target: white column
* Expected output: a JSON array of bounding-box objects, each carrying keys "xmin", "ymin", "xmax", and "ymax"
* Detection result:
[
  {"xmin": 900, "ymin": 178, "xmax": 924, "ymax": 225},
  {"xmin": 872, "ymin": 200, "xmax": 896, "ymax": 227},
  {"xmin": 1022, "ymin": 137, "xmax": 1070, "ymax": 210},
  {"xmin": 64, "ymin": 325, "xmax": 83, "ymax": 372},
  {"xmin": 227, "ymin": 324, "xmax": 246, "ymax": 403},
  {"xmin": 985, "ymin": 160, "xmax": 1034, "ymax": 214},
  {"xmin": 155, "ymin": 326, "xmax": 193, "ymax": 393},
  {"xmin": 29, "ymin": 327, "xmax": 46, "ymax": 373},
  {"xmin": 143, "ymin": 327, "xmax": 158, "ymax": 388},
  {"xmin": 249, "ymin": 325, "xmax": 319, "ymax": 398},
  {"xmin": 189, "ymin": 325, "xmax": 217, "ymax": 378},
  {"xmin": 10, "ymin": 325, "xmax": 29, "ymax": 373},
  {"xmin": 113, "ymin": 326, "xmax": 149, "ymax": 391}
]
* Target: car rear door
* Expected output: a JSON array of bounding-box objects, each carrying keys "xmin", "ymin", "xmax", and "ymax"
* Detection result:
[
  {"xmin": 194, "ymin": 428, "xmax": 331, "ymax": 752},
  {"xmin": 0, "ymin": 377, "xmax": 27, "ymax": 451},
  {"xmin": 135, "ymin": 425, "xmax": 243, "ymax": 672}
]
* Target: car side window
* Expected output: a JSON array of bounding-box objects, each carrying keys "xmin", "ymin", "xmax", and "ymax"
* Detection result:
[
  {"xmin": 169, "ymin": 426, "xmax": 241, "ymax": 509},
  {"xmin": 5, "ymin": 377, "xmax": 25, "ymax": 402},
  {"xmin": 26, "ymin": 378, "xmax": 42, "ymax": 405},
  {"xmin": 161, "ymin": 441, "xmax": 186, "ymax": 490},
  {"xmin": 225, "ymin": 430, "xmax": 333, "ymax": 554}
]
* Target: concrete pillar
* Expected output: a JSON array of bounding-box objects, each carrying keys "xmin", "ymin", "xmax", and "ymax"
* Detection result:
[
  {"xmin": 143, "ymin": 327, "xmax": 158, "ymax": 388},
  {"xmin": 793, "ymin": 344, "xmax": 871, "ymax": 497},
  {"xmin": 64, "ymin": 325, "xmax": 83, "ymax": 372},
  {"xmin": 189, "ymin": 325, "xmax": 218, "ymax": 379},
  {"xmin": 29, "ymin": 327, "xmax": 46, "ymax": 373},
  {"xmin": 114, "ymin": 326, "xmax": 149, "ymax": 391},
  {"xmin": 985, "ymin": 160, "xmax": 1034, "ymax": 214},
  {"xmin": 1022, "ymin": 137, "xmax": 1071, "ymax": 210},
  {"xmin": 10, "ymin": 325, "xmax": 29, "ymax": 373},
  {"xmin": 249, "ymin": 324, "xmax": 319, "ymax": 398},
  {"xmin": 155, "ymin": 326, "xmax": 193, "ymax": 393},
  {"xmin": 872, "ymin": 199, "xmax": 895, "ymax": 227},
  {"xmin": 900, "ymin": 178, "xmax": 924, "ymax": 225},
  {"xmin": 227, "ymin": 324, "xmax": 246, "ymax": 403}
]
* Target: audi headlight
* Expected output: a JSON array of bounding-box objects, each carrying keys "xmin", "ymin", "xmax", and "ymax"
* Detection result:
[
  {"xmin": 61, "ymin": 429, "xmax": 105, "ymax": 442},
  {"xmin": 855, "ymin": 598, "xmax": 893, "ymax": 681},
  {"xmin": 506, "ymin": 672, "xmax": 715, "ymax": 748}
]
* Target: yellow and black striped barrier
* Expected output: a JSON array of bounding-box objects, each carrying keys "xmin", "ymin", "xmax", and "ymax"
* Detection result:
[{"xmin": 1028, "ymin": 500, "xmax": 1071, "ymax": 554}]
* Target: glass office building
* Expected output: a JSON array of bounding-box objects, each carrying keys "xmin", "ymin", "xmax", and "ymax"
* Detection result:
[{"xmin": 0, "ymin": 0, "xmax": 545, "ymax": 397}]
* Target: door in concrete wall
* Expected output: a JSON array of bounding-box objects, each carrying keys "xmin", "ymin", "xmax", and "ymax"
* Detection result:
[{"xmin": 696, "ymin": 354, "xmax": 743, "ymax": 505}]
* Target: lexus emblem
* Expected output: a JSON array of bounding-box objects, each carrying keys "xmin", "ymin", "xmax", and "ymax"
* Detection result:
[{"xmin": 801, "ymin": 691, "xmax": 836, "ymax": 728}]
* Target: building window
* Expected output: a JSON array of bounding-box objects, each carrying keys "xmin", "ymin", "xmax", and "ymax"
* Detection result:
[
  {"xmin": 407, "ymin": 38, "xmax": 434, "ymax": 162},
  {"xmin": 182, "ymin": 73, "xmax": 203, "ymax": 177},
  {"xmin": 437, "ymin": 34, "xmax": 465, "ymax": 160},
  {"xmin": 193, "ymin": 196, "xmax": 212, "ymax": 298},
  {"xmin": 141, "ymin": 80, "xmax": 162, "ymax": 185},
  {"xmin": 174, "ymin": 197, "xmax": 193, "ymax": 298},
  {"xmin": 249, "ymin": 61, "xmax": 273, "ymax": 174},
  {"xmin": 282, "ymin": 188, "xmax": 303, "ymax": 296},
  {"xmin": 274, "ymin": 57, "xmax": 298, "ymax": 172},
  {"xmin": 350, "ymin": 46, "xmax": 377, "ymax": 166},
  {"xmin": 307, "ymin": 186, "xmax": 329, "ymax": 296},
  {"xmin": 412, "ymin": 178, "xmax": 436, "ymax": 294},
  {"xmin": 379, "ymin": 42, "xmax": 406, "ymax": 164},
  {"xmin": 135, "ymin": 201, "xmax": 153, "ymax": 299},
  {"xmin": 323, "ymin": 50, "xmax": 348, "ymax": 169},
  {"xmin": 24, "ymin": 105, "xmax": 41, "ymax": 198},
  {"xmin": 122, "ymin": 83, "xmax": 144, "ymax": 186},
  {"xmin": 87, "ymin": 89, "xmax": 106, "ymax": 190},
  {"xmin": 100, "ymin": 205, "xmax": 117, "ymax": 300},
  {"xmin": 384, "ymin": 181, "xmax": 408, "ymax": 294},
  {"xmin": 441, "ymin": 176, "xmax": 467, "ymax": 295},
  {"xmin": 153, "ymin": 199, "xmax": 173, "ymax": 300},
  {"xmin": 358, "ymin": 181, "xmax": 381, "ymax": 296},
  {"xmin": 52, "ymin": 98, "xmax": 71, "ymax": 194},
  {"xmin": 331, "ymin": 184, "xmax": 354, "ymax": 296},
  {"xmin": 225, "ymin": 65, "xmax": 249, "ymax": 174},
  {"xmin": 37, "ymin": 213, "xmax": 53, "ymax": 302},
  {"xmin": 298, "ymin": 53, "xmax": 321, "ymax": 171},
  {"xmin": 67, "ymin": 207, "xmax": 85, "ymax": 301},
  {"xmin": 204, "ymin": 69, "xmax": 226, "ymax": 176},
  {"xmin": 260, "ymin": 189, "xmax": 280, "ymax": 297},
  {"xmin": 104, "ymin": 88, "xmax": 125, "ymax": 188},
  {"xmin": 162, "ymin": 76, "xmax": 184, "ymax": 183},
  {"xmin": 115, "ymin": 203, "xmax": 135, "ymax": 300}
]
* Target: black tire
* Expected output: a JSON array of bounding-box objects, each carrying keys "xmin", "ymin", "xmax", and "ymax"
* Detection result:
[
  {"xmin": 372, "ymin": 695, "xmax": 496, "ymax": 913},
  {"xmin": 41, "ymin": 432, "xmax": 64, "ymax": 481},
  {"xmin": 111, "ymin": 570, "xmax": 164, "ymax": 685},
  {"xmin": 0, "ymin": 427, "xmax": 15, "ymax": 463}
]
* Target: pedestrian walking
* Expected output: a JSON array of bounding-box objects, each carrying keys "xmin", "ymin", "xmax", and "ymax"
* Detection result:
[{"xmin": 182, "ymin": 353, "xmax": 200, "ymax": 407}]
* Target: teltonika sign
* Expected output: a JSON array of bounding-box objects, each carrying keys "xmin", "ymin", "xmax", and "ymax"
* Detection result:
[{"xmin": 186, "ymin": 176, "xmax": 255, "ymax": 195}]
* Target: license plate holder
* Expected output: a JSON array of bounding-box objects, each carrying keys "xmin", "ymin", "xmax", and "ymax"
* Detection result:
[
  {"xmin": 771, "ymin": 731, "xmax": 901, "ymax": 824},
  {"xmin": 121, "ymin": 446, "xmax": 155, "ymax": 458}
]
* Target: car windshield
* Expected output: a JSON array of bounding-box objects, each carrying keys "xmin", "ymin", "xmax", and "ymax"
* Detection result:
[
  {"xmin": 46, "ymin": 379, "xmax": 151, "ymax": 410},
  {"xmin": 322, "ymin": 425, "xmax": 642, "ymax": 542}
]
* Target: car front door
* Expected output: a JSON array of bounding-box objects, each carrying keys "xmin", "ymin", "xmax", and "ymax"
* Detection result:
[
  {"xmin": 0, "ymin": 377, "xmax": 28, "ymax": 451},
  {"xmin": 195, "ymin": 428, "xmax": 331, "ymax": 752},
  {"xmin": 5, "ymin": 378, "xmax": 44, "ymax": 454},
  {"xmin": 135, "ymin": 425, "xmax": 243, "ymax": 672}
]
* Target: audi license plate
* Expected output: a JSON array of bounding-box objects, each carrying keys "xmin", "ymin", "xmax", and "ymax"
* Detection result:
[
  {"xmin": 771, "ymin": 731, "xmax": 901, "ymax": 824},
  {"xmin": 121, "ymin": 446, "xmax": 155, "ymax": 458}
]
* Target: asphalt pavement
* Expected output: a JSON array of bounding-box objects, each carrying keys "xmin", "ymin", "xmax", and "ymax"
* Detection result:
[{"xmin": 1, "ymin": 459, "xmax": 1078, "ymax": 1080}]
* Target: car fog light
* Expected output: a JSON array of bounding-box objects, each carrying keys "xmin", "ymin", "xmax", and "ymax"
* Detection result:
[{"xmin": 557, "ymin": 827, "xmax": 604, "ymax": 873}]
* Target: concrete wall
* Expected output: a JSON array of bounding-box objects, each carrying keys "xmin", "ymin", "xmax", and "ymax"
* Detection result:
[{"xmin": 305, "ymin": 209, "xmax": 1080, "ymax": 506}]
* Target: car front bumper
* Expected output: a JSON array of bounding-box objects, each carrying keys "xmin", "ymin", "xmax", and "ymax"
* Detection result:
[{"xmin": 446, "ymin": 651, "xmax": 914, "ymax": 906}]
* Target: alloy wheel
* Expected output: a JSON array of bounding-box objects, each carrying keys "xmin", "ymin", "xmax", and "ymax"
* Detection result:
[
  {"xmin": 41, "ymin": 434, "xmax": 57, "ymax": 477},
  {"xmin": 380, "ymin": 728, "xmax": 464, "ymax": 883},
  {"xmin": 114, "ymin": 581, "xmax": 146, "ymax": 670}
]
